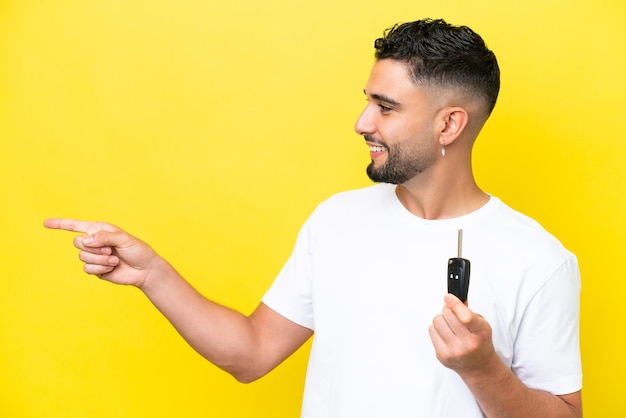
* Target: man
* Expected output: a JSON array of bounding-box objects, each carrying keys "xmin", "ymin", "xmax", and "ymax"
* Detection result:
[{"xmin": 45, "ymin": 18, "xmax": 582, "ymax": 417}]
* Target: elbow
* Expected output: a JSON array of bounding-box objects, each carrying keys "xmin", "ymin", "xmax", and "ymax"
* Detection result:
[
  {"xmin": 232, "ymin": 372, "xmax": 262, "ymax": 384},
  {"xmin": 229, "ymin": 366, "xmax": 269, "ymax": 384},
  {"xmin": 215, "ymin": 358, "xmax": 270, "ymax": 384}
]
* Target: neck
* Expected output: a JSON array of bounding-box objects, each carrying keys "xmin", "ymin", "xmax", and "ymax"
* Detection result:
[{"xmin": 394, "ymin": 161, "xmax": 489, "ymax": 220}]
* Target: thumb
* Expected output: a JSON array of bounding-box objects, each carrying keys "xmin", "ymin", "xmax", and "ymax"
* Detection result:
[
  {"xmin": 81, "ymin": 229, "xmax": 132, "ymax": 249},
  {"xmin": 444, "ymin": 293, "xmax": 473, "ymax": 324}
]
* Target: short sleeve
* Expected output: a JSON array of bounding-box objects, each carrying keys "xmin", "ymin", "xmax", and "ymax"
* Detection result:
[
  {"xmin": 512, "ymin": 254, "xmax": 582, "ymax": 394},
  {"xmin": 262, "ymin": 219, "xmax": 315, "ymax": 330}
]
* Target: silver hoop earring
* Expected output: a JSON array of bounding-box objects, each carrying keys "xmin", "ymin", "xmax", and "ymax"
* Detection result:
[{"xmin": 441, "ymin": 142, "xmax": 446, "ymax": 157}]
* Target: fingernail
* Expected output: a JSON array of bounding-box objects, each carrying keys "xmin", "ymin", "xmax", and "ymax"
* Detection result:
[{"xmin": 83, "ymin": 235, "xmax": 95, "ymax": 245}]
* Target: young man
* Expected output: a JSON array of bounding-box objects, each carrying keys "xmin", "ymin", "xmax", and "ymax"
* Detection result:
[{"xmin": 45, "ymin": 18, "xmax": 582, "ymax": 417}]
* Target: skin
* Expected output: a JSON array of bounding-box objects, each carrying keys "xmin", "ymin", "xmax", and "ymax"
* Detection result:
[
  {"xmin": 42, "ymin": 219, "xmax": 313, "ymax": 383},
  {"xmin": 44, "ymin": 58, "xmax": 581, "ymax": 417},
  {"xmin": 356, "ymin": 59, "xmax": 490, "ymax": 220}
]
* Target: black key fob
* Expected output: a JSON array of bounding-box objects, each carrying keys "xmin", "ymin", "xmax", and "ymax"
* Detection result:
[
  {"xmin": 447, "ymin": 229, "xmax": 470, "ymax": 302},
  {"xmin": 448, "ymin": 257, "xmax": 470, "ymax": 302}
]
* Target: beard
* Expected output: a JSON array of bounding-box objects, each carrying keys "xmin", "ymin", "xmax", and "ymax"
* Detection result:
[{"xmin": 366, "ymin": 135, "xmax": 437, "ymax": 185}]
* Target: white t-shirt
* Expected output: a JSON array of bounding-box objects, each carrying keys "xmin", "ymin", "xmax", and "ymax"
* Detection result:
[{"xmin": 262, "ymin": 184, "xmax": 582, "ymax": 418}]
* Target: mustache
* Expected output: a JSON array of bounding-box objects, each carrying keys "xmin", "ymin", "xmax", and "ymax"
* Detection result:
[{"xmin": 364, "ymin": 135, "xmax": 388, "ymax": 148}]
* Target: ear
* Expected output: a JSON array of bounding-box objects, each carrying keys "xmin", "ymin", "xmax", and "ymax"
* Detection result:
[{"xmin": 437, "ymin": 106, "xmax": 469, "ymax": 147}]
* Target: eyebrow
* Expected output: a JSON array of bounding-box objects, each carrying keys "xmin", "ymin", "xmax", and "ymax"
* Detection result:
[{"xmin": 364, "ymin": 89, "xmax": 402, "ymax": 108}]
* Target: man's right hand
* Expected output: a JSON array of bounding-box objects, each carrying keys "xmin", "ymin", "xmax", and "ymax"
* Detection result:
[{"xmin": 44, "ymin": 218, "xmax": 159, "ymax": 289}]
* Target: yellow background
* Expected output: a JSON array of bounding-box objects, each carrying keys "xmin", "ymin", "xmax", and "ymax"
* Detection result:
[{"xmin": 1, "ymin": 0, "xmax": 624, "ymax": 416}]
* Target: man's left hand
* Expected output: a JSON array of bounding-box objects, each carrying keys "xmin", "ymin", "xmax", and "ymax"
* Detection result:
[{"xmin": 429, "ymin": 294, "xmax": 499, "ymax": 376}]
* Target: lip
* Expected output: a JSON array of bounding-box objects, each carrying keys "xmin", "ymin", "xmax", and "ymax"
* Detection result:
[{"xmin": 366, "ymin": 141, "xmax": 387, "ymax": 160}]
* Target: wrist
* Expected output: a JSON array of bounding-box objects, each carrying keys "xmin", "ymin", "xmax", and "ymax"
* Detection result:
[
  {"xmin": 459, "ymin": 352, "xmax": 510, "ymax": 389},
  {"xmin": 138, "ymin": 255, "xmax": 174, "ymax": 294}
]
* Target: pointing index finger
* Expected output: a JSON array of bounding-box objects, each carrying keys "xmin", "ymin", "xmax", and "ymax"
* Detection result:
[{"xmin": 43, "ymin": 218, "xmax": 116, "ymax": 234}]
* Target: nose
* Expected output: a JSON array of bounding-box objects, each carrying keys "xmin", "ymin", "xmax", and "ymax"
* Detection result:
[{"xmin": 354, "ymin": 105, "xmax": 375, "ymax": 136}]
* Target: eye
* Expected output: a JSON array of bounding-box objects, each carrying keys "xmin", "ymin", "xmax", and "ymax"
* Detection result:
[{"xmin": 378, "ymin": 103, "xmax": 392, "ymax": 113}]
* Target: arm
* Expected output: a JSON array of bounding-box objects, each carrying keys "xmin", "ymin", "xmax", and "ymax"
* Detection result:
[
  {"xmin": 429, "ymin": 294, "xmax": 582, "ymax": 418},
  {"xmin": 43, "ymin": 218, "xmax": 313, "ymax": 383}
]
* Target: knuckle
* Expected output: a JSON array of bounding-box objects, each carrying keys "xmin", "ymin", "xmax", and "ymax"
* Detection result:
[{"xmin": 465, "ymin": 340, "xmax": 480, "ymax": 353}]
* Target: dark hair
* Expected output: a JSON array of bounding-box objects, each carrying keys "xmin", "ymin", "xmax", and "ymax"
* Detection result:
[{"xmin": 374, "ymin": 18, "xmax": 500, "ymax": 114}]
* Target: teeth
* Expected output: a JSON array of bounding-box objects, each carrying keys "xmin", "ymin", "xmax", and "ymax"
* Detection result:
[{"xmin": 369, "ymin": 145, "xmax": 385, "ymax": 152}]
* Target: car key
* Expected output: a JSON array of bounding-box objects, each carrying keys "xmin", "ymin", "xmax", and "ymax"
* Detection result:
[{"xmin": 447, "ymin": 229, "xmax": 470, "ymax": 302}]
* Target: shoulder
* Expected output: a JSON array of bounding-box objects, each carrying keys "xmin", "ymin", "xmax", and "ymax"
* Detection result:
[
  {"xmin": 320, "ymin": 183, "xmax": 395, "ymax": 205},
  {"xmin": 481, "ymin": 197, "xmax": 576, "ymax": 267},
  {"xmin": 294, "ymin": 184, "xmax": 397, "ymax": 241},
  {"xmin": 311, "ymin": 184, "xmax": 396, "ymax": 218}
]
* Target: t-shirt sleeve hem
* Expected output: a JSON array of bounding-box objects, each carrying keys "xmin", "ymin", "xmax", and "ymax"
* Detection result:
[
  {"xmin": 527, "ymin": 373, "xmax": 583, "ymax": 396},
  {"xmin": 261, "ymin": 294, "xmax": 314, "ymax": 331}
]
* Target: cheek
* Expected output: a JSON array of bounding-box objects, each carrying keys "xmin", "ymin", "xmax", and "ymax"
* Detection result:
[
  {"xmin": 408, "ymin": 120, "xmax": 439, "ymax": 146},
  {"xmin": 378, "ymin": 122, "xmax": 411, "ymax": 145},
  {"xmin": 379, "ymin": 116, "xmax": 436, "ymax": 148},
  {"xmin": 399, "ymin": 115, "xmax": 429, "ymax": 135},
  {"xmin": 388, "ymin": 125, "xmax": 426, "ymax": 148}
]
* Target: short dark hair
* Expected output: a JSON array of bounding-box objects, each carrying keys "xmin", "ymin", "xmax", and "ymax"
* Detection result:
[{"xmin": 374, "ymin": 18, "xmax": 500, "ymax": 114}]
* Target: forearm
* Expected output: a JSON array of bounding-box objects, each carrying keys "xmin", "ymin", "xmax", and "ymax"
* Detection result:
[
  {"xmin": 44, "ymin": 219, "xmax": 310, "ymax": 382},
  {"xmin": 460, "ymin": 357, "xmax": 581, "ymax": 418},
  {"xmin": 44, "ymin": 219, "xmax": 301, "ymax": 382},
  {"xmin": 139, "ymin": 258, "xmax": 262, "ymax": 381}
]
